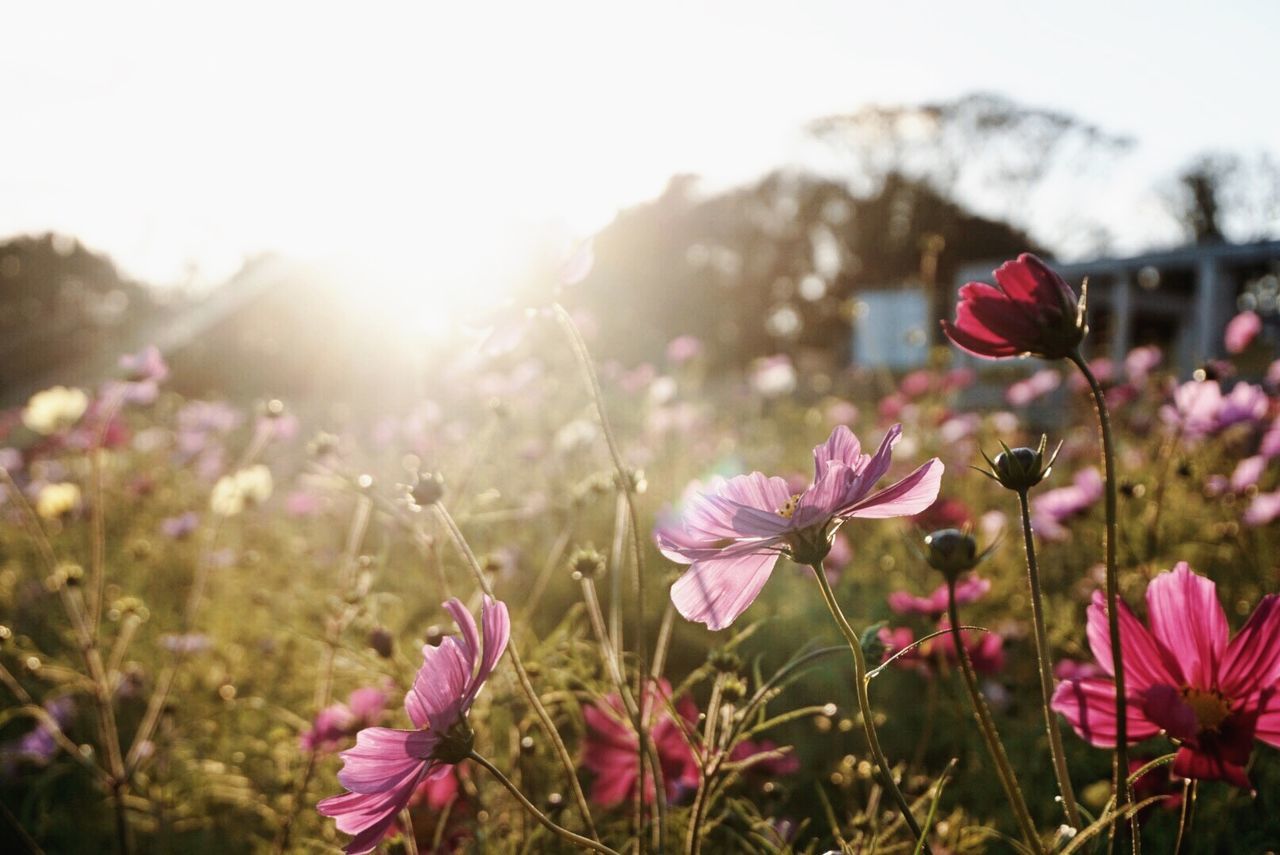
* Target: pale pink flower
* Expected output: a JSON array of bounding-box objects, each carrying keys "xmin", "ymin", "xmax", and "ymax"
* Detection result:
[
  {"xmin": 1225, "ymin": 310, "xmax": 1263, "ymax": 354},
  {"xmin": 318, "ymin": 598, "xmax": 510, "ymax": 854},
  {"xmin": 658, "ymin": 426, "xmax": 943, "ymax": 630},
  {"xmin": 888, "ymin": 573, "xmax": 990, "ymax": 617}
]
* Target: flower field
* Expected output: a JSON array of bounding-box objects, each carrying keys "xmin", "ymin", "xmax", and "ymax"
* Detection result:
[{"xmin": 2, "ymin": 255, "xmax": 1280, "ymax": 854}]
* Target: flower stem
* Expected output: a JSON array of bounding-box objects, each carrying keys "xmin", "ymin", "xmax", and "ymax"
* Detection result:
[
  {"xmin": 553, "ymin": 303, "xmax": 662, "ymax": 848},
  {"xmin": 1015, "ymin": 489, "xmax": 1082, "ymax": 830},
  {"xmin": 945, "ymin": 581, "xmax": 1043, "ymax": 854},
  {"xmin": 1069, "ymin": 353, "xmax": 1132, "ymax": 821},
  {"xmin": 434, "ymin": 503, "xmax": 601, "ymax": 842},
  {"xmin": 810, "ymin": 563, "xmax": 929, "ymax": 853},
  {"xmin": 471, "ymin": 752, "xmax": 621, "ymax": 855}
]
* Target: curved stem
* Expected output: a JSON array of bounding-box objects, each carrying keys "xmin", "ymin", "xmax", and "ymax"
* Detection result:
[
  {"xmin": 1016, "ymin": 490, "xmax": 1082, "ymax": 830},
  {"xmin": 471, "ymin": 752, "xmax": 621, "ymax": 855},
  {"xmin": 435, "ymin": 503, "xmax": 600, "ymax": 841},
  {"xmin": 945, "ymin": 581, "xmax": 1043, "ymax": 853},
  {"xmin": 1173, "ymin": 779, "xmax": 1196, "ymax": 855},
  {"xmin": 810, "ymin": 563, "xmax": 929, "ymax": 853},
  {"xmin": 1069, "ymin": 353, "xmax": 1132, "ymax": 819}
]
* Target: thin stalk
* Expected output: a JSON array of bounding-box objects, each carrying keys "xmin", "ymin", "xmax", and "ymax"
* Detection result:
[
  {"xmin": 579, "ymin": 576, "xmax": 667, "ymax": 819},
  {"xmin": 1069, "ymin": 353, "xmax": 1132, "ymax": 821},
  {"xmin": 399, "ymin": 808, "xmax": 420, "ymax": 855},
  {"xmin": 470, "ymin": 752, "xmax": 621, "ymax": 855},
  {"xmin": 945, "ymin": 580, "xmax": 1043, "ymax": 854},
  {"xmin": 1172, "ymin": 780, "xmax": 1196, "ymax": 855},
  {"xmin": 1015, "ymin": 489, "xmax": 1082, "ymax": 830},
  {"xmin": 553, "ymin": 303, "xmax": 660, "ymax": 848},
  {"xmin": 274, "ymin": 495, "xmax": 370, "ymax": 853},
  {"xmin": 434, "ymin": 503, "xmax": 599, "ymax": 841},
  {"xmin": 810, "ymin": 562, "xmax": 929, "ymax": 853}
]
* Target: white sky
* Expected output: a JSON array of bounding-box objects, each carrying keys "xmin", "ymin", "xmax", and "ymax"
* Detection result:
[{"xmin": 2, "ymin": 1, "xmax": 1277, "ymax": 315}]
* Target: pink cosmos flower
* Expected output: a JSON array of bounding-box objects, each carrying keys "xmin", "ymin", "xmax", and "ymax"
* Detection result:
[
  {"xmin": 1225, "ymin": 310, "xmax": 1263, "ymax": 354},
  {"xmin": 1006, "ymin": 368, "xmax": 1061, "ymax": 406},
  {"xmin": 302, "ymin": 686, "xmax": 389, "ymax": 754},
  {"xmin": 942, "ymin": 253, "xmax": 1086, "ymax": 360},
  {"xmin": 1162, "ymin": 380, "xmax": 1270, "ymax": 438},
  {"xmin": 1051, "ymin": 564, "xmax": 1280, "ymax": 789},
  {"xmin": 1031, "ymin": 467, "xmax": 1104, "ymax": 541},
  {"xmin": 582, "ymin": 679, "xmax": 700, "ymax": 807},
  {"xmin": 666, "ymin": 334, "xmax": 704, "ymax": 364},
  {"xmin": 658, "ymin": 425, "xmax": 943, "ymax": 630},
  {"xmin": 1124, "ymin": 345, "xmax": 1162, "ymax": 384},
  {"xmin": 887, "ymin": 573, "xmax": 990, "ymax": 617},
  {"xmin": 318, "ymin": 598, "xmax": 510, "ymax": 854},
  {"xmin": 109, "ymin": 345, "xmax": 169, "ymax": 405},
  {"xmin": 880, "ymin": 623, "xmax": 1005, "ymax": 676},
  {"xmin": 1244, "ymin": 490, "xmax": 1280, "ymax": 527}
]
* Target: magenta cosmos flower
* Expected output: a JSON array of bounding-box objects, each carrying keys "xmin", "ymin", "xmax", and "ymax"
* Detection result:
[
  {"xmin": 582, "ymin": 679, "xmax": 700, "ymax": 807},
  {"xmin": 658, "ymin": 425, "xmax": 943, "ymax": 630},
  {"xmin": 318, "ymin": 598, "xmax": 510, "ymax": 854},
  {"xmin": 942, "ymin": 253, "xmax": 1086, "ymax": 360},
  {"xmin": 1052, "ymin": 564, "xmax": 1280, "ymax": 789}
]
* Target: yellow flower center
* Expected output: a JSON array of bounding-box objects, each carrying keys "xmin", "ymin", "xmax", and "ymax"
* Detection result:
[
  {"xmin": 1180, "ymin": 687, "xmax": 1231, "ymax": 732},
  {"xmin": 777, "ymin": 494, "xmax": 802, "ymax": 519}
]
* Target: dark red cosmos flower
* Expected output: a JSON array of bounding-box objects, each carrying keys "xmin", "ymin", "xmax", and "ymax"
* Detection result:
[{"xmin": 943, "ymin": 253, "xmax": 1087, "ymax": 360}]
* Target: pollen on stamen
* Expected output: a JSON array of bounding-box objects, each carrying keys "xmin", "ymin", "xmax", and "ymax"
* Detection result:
[{"xmin": 777, "ymin": 494, "xmax": 802, "ymax": 519}]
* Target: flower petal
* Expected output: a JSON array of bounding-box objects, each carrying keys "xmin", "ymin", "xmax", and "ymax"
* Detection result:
[
  {"xmin": 1051, "ymin": 677, "xmax": 1161, "ymax": 748},
  {"xmin": 470, "ymin": 596, "xmax": 511, "ymax": 704},
  {"xmin": 1220, "ymin": 594, "xmax": 1280, "ymax": 699},
  {"xmin": 1085, "ymin": 591, "xmax": 1180, "ymax": 691},
  {"xmin": 320, "ymin": 756, "xmax": 433, "ymax": 854},
  {"xmin": 406, "ymin": 635, "xmax": 472, "ymax": 731},
  {"xmin": 335, "ymin": 727, "xmax": 435, "ymax": 793},
  {"xmin": 813, "ymin": 425, "xmax": 862, "ymax": 481},
  {"xmin": 840, "ymin": 458, "xmax": 943, "ymax": 519},
  {"xmin": 1145, "ymin": 563, "xmax": 1228, "ymax": 689},
  {"xmin": 670, "ymin": 549, "xmax": 781, "ymax": 631}
]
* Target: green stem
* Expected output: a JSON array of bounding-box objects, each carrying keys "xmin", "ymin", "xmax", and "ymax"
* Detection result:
[
  {"xmin": 1069, "ymin": 353, "xmax": 1132, "ymax": 819},
  {"xmin": 471, "ymin": 752, "xmax": 621, "ymax": 855},
  {"xmin": 1016, "ymin": 490, "xmax": 1083, "ymax": 830},
  {"xmin": 553, "ymin": 303, "xmax": 661, "ymax": 849},
  {"xmin": 945, "ymin": 580, "xmax": 1043, "ymax": 854},
  {"xmin": 810, "ymin": 563, "xmax": 929, "ymax": 853}
]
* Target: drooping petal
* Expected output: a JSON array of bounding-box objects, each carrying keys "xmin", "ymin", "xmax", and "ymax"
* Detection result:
[
  {"xmin": 335, "ymin": 727, "xmax": 435, "ymax": 793},
  {"xmin": 319, "ymin": 756, "xmax": 433, "ymax": 854},
  {"xmin": 1219, "ymin": 594, "xmax": 1280, "ymax": 699},
  {"xmin": 670, "ymin": 549, "xmax": 781, "ymax": 631},
  {"xmin": 470, "ymin": 596, "xmax": 511, "ymax": 702},
  {"xmin": 443, "ymin": 598, "xmax": 480, "ymax": 668},
  {"xmin": 1145, "ymin": 563, "xmax": 1228, "ymax": 689},
  {"xmin": 1172, "ymin": 745, "xmax": 1251, "ymax": 791},
  {"xmin": 1085, "ymin": 591, "xmax": 1181, "ymax": 691},
  {"xmin": 840, "ymin": 458, "xmax": 943, "ymax": 519},
  {"xmin": 1051, "ymin": 677, "xmax": 1161, "ymax": 748}
]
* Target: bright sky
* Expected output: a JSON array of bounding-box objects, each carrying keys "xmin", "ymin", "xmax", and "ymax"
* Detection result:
[{"xmin": 3, "ymin": 1, "xmax": 1277, "ymax": 318}]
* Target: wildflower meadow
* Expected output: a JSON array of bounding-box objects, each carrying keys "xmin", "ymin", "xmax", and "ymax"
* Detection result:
[{"xmin": 2, "ymin": 248, "xmax": 1279, "ymax": 855}]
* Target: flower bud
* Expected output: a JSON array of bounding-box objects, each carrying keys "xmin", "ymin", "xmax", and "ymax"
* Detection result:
[
  {"xmin": 410, "ymin": 472, "xmax": 445, "ymax": 507},
  {"xmin": 923, "ymin": 529, "xmax": 979, "ymax": 580},
  {"xmin": 567, "ymin": 547, "xmax": 606, "ymax": 581},
  {"xmin": 367, "ymin": 627, "xmax": 394, "ymax": 659},
  {"xmin": 707, "ymin": 650, "xmax": 742, "ymax": 674},
  {"xmin": 721, "ymin": 675, "xmax": 748, "ymax": 703},
  {"xmin": 859, "ymin": 622, "xmax": 887, "ymax": 662},
  {"xmin": 980, "ymin": 435, "xmax": 1060, "ymax": 493}
]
